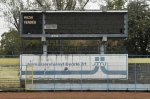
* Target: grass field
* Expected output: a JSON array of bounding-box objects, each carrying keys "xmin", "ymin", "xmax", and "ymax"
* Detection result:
[
  {"xmin": 0, "ymin": 92, "xmax": 150, "ymax": 99},
  {"xmin": 0, "ymin": 58, "xmax": 20, "ymax": 88},
  {"xmin": 0, "ymin": 58, "xmax": 19, "ymax": 65}
]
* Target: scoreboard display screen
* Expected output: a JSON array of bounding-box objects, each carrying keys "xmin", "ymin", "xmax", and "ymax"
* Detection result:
[
  {"xmin": 20, "ymin": 11, "xmax": 128, "ymax": 38},
  {"xmin": 45, "ymin": 12, "xmax": 124, "ymax": 34}
]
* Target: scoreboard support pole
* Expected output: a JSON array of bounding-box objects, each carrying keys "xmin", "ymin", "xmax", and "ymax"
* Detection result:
[
  {"xmin": 42, "ymin": 13, "xmax": 48, "ymax": 55},
  {"xmin": 42, "ymin": 36, "xmax": 47, "ymax": 55},
  {"xmin": 100, "ymin": 44, "xmax": 105, "ymax": 54},
  {"xmin": 100, "ymin": 35, "xmax": 107, "ymax": 54}
]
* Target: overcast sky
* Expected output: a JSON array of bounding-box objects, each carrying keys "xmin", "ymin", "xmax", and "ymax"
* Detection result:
[{"xmin": 0, "ymin": 3, "xmax": 10, "ymax": 38}]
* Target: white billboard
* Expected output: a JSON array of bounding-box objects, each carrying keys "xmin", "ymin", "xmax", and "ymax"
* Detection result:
[{"xmin": 20, "ymin": 54, "xmax": 128, "ymax": 79}]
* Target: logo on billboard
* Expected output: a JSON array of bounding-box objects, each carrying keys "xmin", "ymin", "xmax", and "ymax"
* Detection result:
[
  {"xmin": 93, "ymin": 56, "xmax": 107, "ymax": 67},
  {"xmin": 93, "ymin": 56, "xmax": 127, "ymax": 75}
]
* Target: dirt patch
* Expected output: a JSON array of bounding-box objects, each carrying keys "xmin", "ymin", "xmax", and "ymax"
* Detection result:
[{"xmin": 0, "ymin": 92, "xmax": 150, "ymax": 99}]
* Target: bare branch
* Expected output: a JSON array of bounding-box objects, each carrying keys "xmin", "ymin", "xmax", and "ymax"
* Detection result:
[
  {"xmin": 13, "ymin": 14, "xmax": 19, "ymax": 31},
  {"xmin": 81, "ymin": 0, "xmax": 90, "ymax": 10},
  {"xmin": 35, "ymin": 0, "xmax": 44, "ymax": 7}
]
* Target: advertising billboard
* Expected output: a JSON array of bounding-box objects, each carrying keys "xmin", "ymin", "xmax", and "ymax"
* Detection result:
[{"xmin": 20, "ymin": 54, "xmax": 128, "ymax": 79}]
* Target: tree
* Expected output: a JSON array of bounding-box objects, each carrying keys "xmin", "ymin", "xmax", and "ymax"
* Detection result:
[
  {"xmin": 106, "ymin": 0, "xmax": 150, "ymax": 55},
  {"xmin": 106, "ymin": 0, "xmax": 126, "ymax": 10},
  {"xmin": 0, "ymin": 29, "xmax": 20, "ymax": 55},
  {"xmin": 35, "ymin": 0, "xmax": 90, "ymax": 10},
  {"xmin": 126, "ymin": 1, "xmax": 150, "ymax": 55},
  {"xmin": 0, "ymin": 0, "xmax": 42, "ymax": 54},
  {"xmin": 0, "ymin": 0, "xmax": 36, "ymax": 31}
]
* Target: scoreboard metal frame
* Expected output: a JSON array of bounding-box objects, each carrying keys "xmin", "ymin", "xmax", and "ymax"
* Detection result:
[{"xmin": 20, "ymin": 10, "xmax": 128, "ymax": 39}]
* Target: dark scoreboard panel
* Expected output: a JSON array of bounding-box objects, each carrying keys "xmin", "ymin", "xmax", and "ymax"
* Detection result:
[
  {"xmin": 22, "ymin": 13, "xmax": 42, "ymax": 34},
  {"xmin": 45, "ymin": 12, "xmax": 124, "ymax": 34},
  {"xmin": 20, "ymin": 11, "xmax": 128, "ymax": 38}
]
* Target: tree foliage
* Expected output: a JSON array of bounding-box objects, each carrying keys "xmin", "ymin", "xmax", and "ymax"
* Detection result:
[
  {"xmin": 106, "ymin": 0, "xmax": 126, "ymax": 10},
  {"xmin": 126, "ymin": 1, "xmax": 150, "ymax": 54},
  {"xmin": 106, "ymin": 0, "xmax": 150, "ymax": 55},
  {"xmin": 0, "ymin": 29, "xmax": 20, "ymax": 55}
]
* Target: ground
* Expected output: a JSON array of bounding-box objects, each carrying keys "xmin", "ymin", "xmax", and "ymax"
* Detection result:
[{"xmin": 0, "ymin": 92, "xmax": 150, "ymax": 99}]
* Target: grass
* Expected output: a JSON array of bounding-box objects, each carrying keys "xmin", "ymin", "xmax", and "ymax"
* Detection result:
[
  {"xmin": 0, "ymin": 58, "xmax": 19, "ymax": 66},
  {"xmin": 0, "ymin": 58, "xmax": 20, "ymax": 88}
]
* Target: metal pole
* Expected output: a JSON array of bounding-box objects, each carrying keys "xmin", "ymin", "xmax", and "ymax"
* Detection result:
[
  {"xmin": 100, "ymin": 44, "xmax": 105, "ymax": 54},
  {"xmin": 107, "ymin": 64, "xmax": 109, "ymax": 91},
  {"xmin": 54, "ymin": 62, "xmax": 56, "ymax": 92},
  {"xmin": 42, "ymin": 39, "xmax": 47, "ymax": 55},
  {"xmin": 32, "ymin": 65, "xmax": 34, "ymax": 90},
  {"xmin": 42, "ymin": 13, "xmax": 47, "ymax": 55},
  {"xmin": 81, "ymin": 56, "xmax": 83, "ymax": 91},
  {"xmin": 100, "ymin": 36, "xmax": 107, "ymax": 54},
  {"xmin": 135, "ymin": 63, "xmax": 137, "ymax": 92},
  {"xmin": 25, "ymin": 64, "xmax": 27, "ymax": 90}
]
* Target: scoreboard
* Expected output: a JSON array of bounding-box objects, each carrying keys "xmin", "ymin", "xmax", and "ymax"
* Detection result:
[{"xmin": 20, "ymin": 11, "xmax": 128, "ymax": 39}]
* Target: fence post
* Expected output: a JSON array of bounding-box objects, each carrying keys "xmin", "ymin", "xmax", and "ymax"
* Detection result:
[
  {"xmin": 107, "ymin": 64, "xmax": 109, "ymax": 92},
  {"xmin": 81, "ymin": 55, "xmax": 83, "ymax": 92},
  {"xmin": 25, "ymin": 65, "xmax": 27, "ymax": 90},
  {"xmin": 32, "ymin": 65, "xmax": 34, "ymax": 90},
  {"xmin": 135, "ymin": 63, "xmax": 137, "ymax": 92},
  {"xmin": 54, "ymin": 63, "xmax": 56, "ymax": 92}
]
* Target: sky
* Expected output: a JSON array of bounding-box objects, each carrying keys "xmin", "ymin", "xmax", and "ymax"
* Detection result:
[
  {"xmin": 0, "ymin": 3, "xmax": 10, "ymax": 38},
  {"xmin": 0, "ymin": 15, "xmax": 10, "ymax": 36},
  {"xmin": 0, "ymin": 0, "xmax": 102, "ymax": 38}
]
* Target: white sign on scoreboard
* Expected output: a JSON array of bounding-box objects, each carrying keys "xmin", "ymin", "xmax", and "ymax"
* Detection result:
[{"xmin": 20, "ymin": 54, "xmax": 128, "ymax": 79}]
